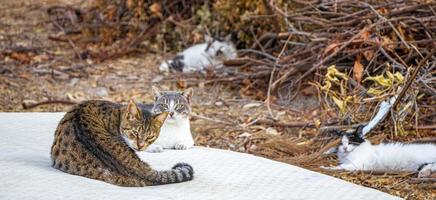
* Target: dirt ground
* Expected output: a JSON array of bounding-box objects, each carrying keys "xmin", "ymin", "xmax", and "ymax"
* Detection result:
[{"xmin": 0, "ymin": 1, "xmax": 435, "ymax": 199}]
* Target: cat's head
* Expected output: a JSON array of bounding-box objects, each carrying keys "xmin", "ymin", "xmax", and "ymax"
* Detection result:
[
  {"xmin": 151, "ymin": 86, "xmax": 192, "ymax": 123},
  {"xmin": 336, "ymin": 126, "xmax": 365, "ymax": 159},
  {"xmin": 120, "ymin": 100, "xmax": 168, "ymax": 151},
  {"xmin": 204, "ymin": 34, "xmax": 237, "ymax": 60},
  {"xmin": 337, "ymin": 135, "xmax": 358, "ymax": 160}
]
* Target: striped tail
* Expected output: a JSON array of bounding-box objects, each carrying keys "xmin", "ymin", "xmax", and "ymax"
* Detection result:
[{"xmin": 152, "ymin": 163, "xmax": 194, "ymax": 185}]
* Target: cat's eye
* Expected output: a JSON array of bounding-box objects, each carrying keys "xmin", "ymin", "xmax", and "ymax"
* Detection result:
[
  {"xmin": 175, "ymin": 104, "xmax": 184, "ymax": 110},
  {"xmin": 159, "ymin": 104, "xmax": 168, "ymax": 110}
]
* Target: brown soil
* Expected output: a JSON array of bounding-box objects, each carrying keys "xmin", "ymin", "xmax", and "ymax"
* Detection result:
[{"xmin": 0, "ymin": 1, "xmax": 434, "ymax": 199}]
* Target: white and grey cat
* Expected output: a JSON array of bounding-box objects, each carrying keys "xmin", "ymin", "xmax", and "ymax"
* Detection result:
[
  {"xmin": 159, "ymin": 35, "xmax": 237, "ymax": 73},
  {"xmin": 322, "ymin": 130, "xmax": 436, "ymax": 177},
  {"xmin": 142, "ymin": 86, "xmax": 194, "ymax": 153}
]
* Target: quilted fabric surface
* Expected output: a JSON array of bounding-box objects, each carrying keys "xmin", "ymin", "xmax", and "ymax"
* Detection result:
[{"xmin": 0, "ymin": 113, "xmax": 401, "ymax": 200}]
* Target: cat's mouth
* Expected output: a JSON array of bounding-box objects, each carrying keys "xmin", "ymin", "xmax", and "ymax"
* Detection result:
[
  {"xmin": 165, "ymin": 117, "xmax": 177, "ymax": 123},
  {"xmin": 133, "ymin": 143, "xmax": 149, "ymax": 151},
  {"xmin": 165, "ymin": 115, "xmax": 188, "ymax": 123},
  {"xmin": 134, "ymin": 146, "xmax": 147, "ymax": 151}
]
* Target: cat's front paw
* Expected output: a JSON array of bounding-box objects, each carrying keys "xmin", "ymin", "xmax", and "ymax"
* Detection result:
[
  {"xmin": 146, "ymin": 144, "xmax": 164, "ymax": 153},
  {"xmin": 174, "ymin": 144, "xmax": 190, "ymax": 150},
  {"xmin": 418, "ymin": 163, "xmax": 435, "ymax": 178}
]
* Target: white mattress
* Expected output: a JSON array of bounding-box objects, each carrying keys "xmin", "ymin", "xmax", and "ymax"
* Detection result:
[{"xmin": 0, "ymin": 113, "xmax": 401, "ymax": 200}]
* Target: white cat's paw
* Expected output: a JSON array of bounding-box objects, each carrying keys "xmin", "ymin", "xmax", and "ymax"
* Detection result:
[
  {"xmin": 146, "ymin": 145, "xmax": 164, "ymax": 153},
  {"xmin": 174, "ymin": 144, "xmax": 190, "ymax": 150},
  {"xmin": 418, "ymin": 168, "xmax": 432, "ymax": 178}
]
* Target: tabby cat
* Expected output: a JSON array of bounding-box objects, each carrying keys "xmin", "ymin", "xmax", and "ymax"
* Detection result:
[{"xmin": 50, "ymin": 100, "xmax": 194, "ymax": 187}]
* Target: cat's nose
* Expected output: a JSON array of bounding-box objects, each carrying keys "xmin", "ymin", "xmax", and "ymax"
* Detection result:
[
  {"xmin": 137, "ymin": 141, "xmax": 145, "ymax": 149},
  {"xmin": 169, "ymin": 112, "xmax": 174, "ymax": 117}
]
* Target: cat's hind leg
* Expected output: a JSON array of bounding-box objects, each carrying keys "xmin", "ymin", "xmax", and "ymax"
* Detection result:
[
  {"xmin": 104, "ymin": 173, "xmax": 152, "ymax": 187},
  {"xmin": 418, "ymin": 163, "xmax": 436, "ymax": 178},
  {"xmin": 79, "ymin": 167, "xmax": 152, "ymax": 187}
]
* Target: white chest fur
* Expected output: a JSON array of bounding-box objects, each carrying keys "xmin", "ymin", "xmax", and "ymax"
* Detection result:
[{"xmin": 146, "ymin": 118, "xmax": 194, "ymax": 152}]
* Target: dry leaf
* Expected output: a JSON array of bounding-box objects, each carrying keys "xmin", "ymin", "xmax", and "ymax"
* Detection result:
[
  {"xmin": 17, "ymin": 72, "xmax": 32, "ymax": 80},
  {"xmin": 22, "ymin": 99, "xmax": 37, "ymax": 108},
  {"xmin": 265, "ymin": 127, "xmax": 279, "ymax": 136},
  {"xmin": 353, "ymin": 55, "xmax": 364, "ymax": 84},
  {"xmin": 238, "ymin": 132, "xmax": 252, "ymax": 138},
  {"xmin": 363, "ymin": 49, "xmax": 374, "ymax": 61},
  {"xmin": 198, "ymin": 82, "xmax": 205, "ymax": 88},
  {"xmin": 151, "ymin": 75, "xmax": 163, "ymax": 83},
  {"xmin": 242, "ymin": 79, "xmax": 251, "ymax": 85},
  {"xmin": 381, "ymin": 36, "xmax": 395, "ymax": 52},
  {"xmin": 314, "ymin": 119, "xmax": 321, "ymax": 129},
  {"xmin": 126, "ymin": 0, "xmax": 134, "ymax": 9},
  {"xmin": 377, "ymin": 7, "xmax": 389, "ymax": 15},
  {"xmin": 242, "ymin": 102, "xmax": 261, "ymax": 109},
  {"xmin": 177, "ymin": 79, "xmax": 187, "ymax": 89},
  {"xmin": 192, "ymin": 32, "xmax": 203, "ymax": 43},
  {"xmin": 332, "ymin": 96, "xmax": 345, "ymax": 114},
  {"xmin": 360, "ymin": 28, "xmax": 371, "ymax": 41},
  {"xmin": 33, "ymin": 54, "xmax": 49, "ymax": 63},
  {"xmin": 397, "ymin": 25, "xmax": 406, "ymax": 40},
  {"xmin": 149, "ymin": 3, "xmax": 162, "ymax": 18},
  {"xmin": 301, "ymin": 85, "xmax": 317, "ymax": 96},
  {"xmin": 323, "ymin": 42, "xmax": 340, "ymax": 55},
  {"xmin": 104, "ymin": 5, "xmax": 117, "ymax": 20},
  {"xmin": 67, "ymin": 91, "xmax": 86, "ymax": 102},
  {"xmin": 10, "ymin": 52, "xmax": 32, "ymax": 64}
]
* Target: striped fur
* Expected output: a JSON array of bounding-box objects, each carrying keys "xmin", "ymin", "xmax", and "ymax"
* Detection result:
[{"xmin": 50, "ymin": 100, "xmax": 194, "ymax": 187}]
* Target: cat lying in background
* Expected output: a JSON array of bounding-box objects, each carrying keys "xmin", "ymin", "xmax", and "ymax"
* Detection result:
[
  {"xmin": 159, "ymin": 35, "xmax": 237, "ymax": 73},
  {"xmin": 142, "ymin": 86, "xmax": 194, "ymax": 153},
  {"xmin": 51, "ymin": 100, "xmax": 194, "ymax": 186},
  {"xmin": 322, "ymin": 129, "xmax": 436, "ymax": 178}
]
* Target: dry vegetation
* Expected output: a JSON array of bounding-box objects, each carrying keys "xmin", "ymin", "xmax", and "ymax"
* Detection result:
[{"xmin": 1, "ymin": 0, "xmax": 435, "ymax": 199}]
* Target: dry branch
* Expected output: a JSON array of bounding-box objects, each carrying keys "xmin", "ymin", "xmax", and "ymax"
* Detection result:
[{"xmin": 22, "ymin": 100, "xmax": 77, "ymax": 109}]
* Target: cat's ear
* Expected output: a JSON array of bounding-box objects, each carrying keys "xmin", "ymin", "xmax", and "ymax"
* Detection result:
[
  {"xmin": 152, "ymin": 112, "xmax": 169, "ymax": 127},
  {"xmin": 182, "ymin": 88, "xmax": 193, "ymax": 103},
  {"xmin": 204, "ymin": 34, "xmax": 213, "ymax": 44},
  {"xmin": 356, "ymin": 125, "xmax": 365, "ymax": 138},
  {"xmin": 152, "ymin": 86, "xmax": 161, "ymax": 99},
  {"xmin": 126, "ymin": 99, "xmax": 141, "ymax": 120},
  {"xmin": 224, "ymin": 34, "xmax": 232, "ymax": 42}
]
